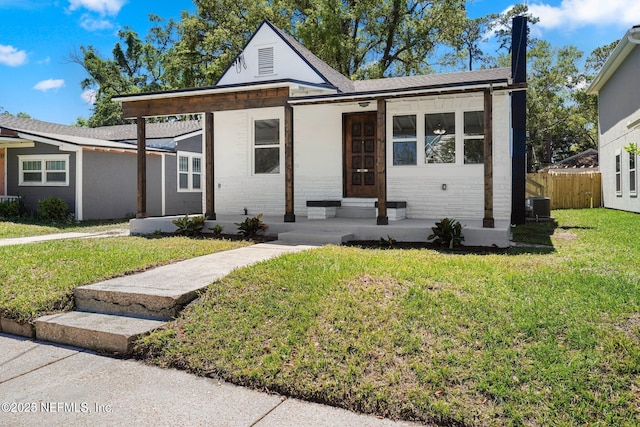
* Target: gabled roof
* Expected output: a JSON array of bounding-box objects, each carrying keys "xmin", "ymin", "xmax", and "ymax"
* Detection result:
[
  {"xmin": 266, "ymin": 22, "xmax": 355, "ymax": 93},
  {"xmin": 0, "ymin": 115, "xmax": 201, "ymax": 148},
  {"xmin": 115, "ymin": 21, "xmax": 516, "ymax": 107},
  {"xmin": 587, "ymin": 25, "xmax": 640, "ymax": 95}
]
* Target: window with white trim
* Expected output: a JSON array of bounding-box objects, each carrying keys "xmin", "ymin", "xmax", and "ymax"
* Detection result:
[
  {"xmin": 615, "ymin": 152, "xmax": 622, "ymax": 195},
  {"xmin": 630, "ymin": 152, "xmax": 637, "ymax": 195},
  {"xmin": 18, "ymin": 154, "xmax": 69, "ymax": 186},
  {"xmin": 177, "ymin": 152, "xmax": 202, "ymax": 192},
  {"xmin": 254, "ymin": 119, "xmax": 280, "ymax": 174},
  {"xmin": 425, "ymin": 112, "xmax": 455, "ymax": 163},
  {"xmin": 392, "ymin": 115, "xmax": 417, "ymax": 165},
  {"xmin": 463, "ymin": 111, "xmax": 484, "ymax": 164}
]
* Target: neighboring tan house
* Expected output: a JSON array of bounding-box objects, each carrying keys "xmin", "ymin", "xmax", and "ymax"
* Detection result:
[
  {"xmin": 0, "ymin": 115, "xmax": 203, "ymax": 220},
  {"xmin": 114, "ymin": 19, "xmax": 528, "ymax": 239},
  {"xmin": 587, "ymin": 25, "xmax": 640, "ymax": 214}
]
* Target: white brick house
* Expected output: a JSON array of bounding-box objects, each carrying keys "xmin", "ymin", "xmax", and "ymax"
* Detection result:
[{"xmin": 116, "ymin": 20, "xmax": 527, "ymax": 243}]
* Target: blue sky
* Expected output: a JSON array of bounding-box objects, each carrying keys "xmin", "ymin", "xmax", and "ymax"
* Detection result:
[{"xmin": 1, "ymin": 0, "xmax": 639, "ymax": 125}]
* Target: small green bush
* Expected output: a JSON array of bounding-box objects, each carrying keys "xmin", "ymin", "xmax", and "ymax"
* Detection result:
[
  {"xmin": 209, "ymin": 224, "xmax": 224, "ymax": 237},
  {"xmin": 235, "ymin": 213, "xmax": 268, "ymax": 238},
  {"xmin": 37, "ymin": 197, "xmax": 68, "ymax": 222},
  {"xmin": 172, "ymin": 215, "xmax": 205, "ymax": 237},
  {"xmin": 428, "ymin": 217, "xmax": 464, "ymax": 249},
  {"xmin": 0, "ymin": 199, "xmax": 27, "ymax": 219}
]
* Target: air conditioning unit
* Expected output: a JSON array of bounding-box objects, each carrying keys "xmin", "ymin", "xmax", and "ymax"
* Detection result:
[{"xmin": 525, "ymin": 197, "xmax": 551, "ymax": 218}]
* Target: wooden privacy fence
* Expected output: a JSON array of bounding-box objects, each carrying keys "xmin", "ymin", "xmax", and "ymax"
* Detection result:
[{"xmin": 526, "ymin": 172, "xmax": 602, "ymax": 209}]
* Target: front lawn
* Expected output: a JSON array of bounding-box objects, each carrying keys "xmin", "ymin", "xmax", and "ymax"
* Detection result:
[
  {"xmin": 136, "ymin": 209, "xmax": 640, "ymax": 426},
  {"xmin": 0, "ymin": 237, "xmax": 251, "ymax": 322}
]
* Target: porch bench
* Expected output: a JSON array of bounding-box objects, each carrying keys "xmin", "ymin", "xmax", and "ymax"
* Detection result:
[
  {"xmin": 375, "ymin": 201, "xmax": 407, "ymax": 221},
  {"xmin": 306, "ymin": 200, "xmax": 341, "ymax": 219}
]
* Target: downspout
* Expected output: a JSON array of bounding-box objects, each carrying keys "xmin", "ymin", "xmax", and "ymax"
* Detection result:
[{"xmin": 511, "ymin": 16, "xmax": 528, "ymax": 225}]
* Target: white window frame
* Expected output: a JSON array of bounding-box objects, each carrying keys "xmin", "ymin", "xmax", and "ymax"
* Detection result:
[
  {"xmin": 177, "ymin": 151, "xmax": 202, "ymax": 192},
  {"xmin": 253, "ymin": 118, "xmax": 281, "ymax": 175},
  {"xmin": 462, "ymin": 110, "xmax": 485, "ymax": 165},
  {"xmin": 18, "ymin": 154, "xmax": 69, "ymax": 186},
  {"xmin": 630, "ymin": 152, "xmax": 637, "ymax": 196},
  {"xmin": 392, "ymin": 114, "xmax": 418, "ymax": 166}
]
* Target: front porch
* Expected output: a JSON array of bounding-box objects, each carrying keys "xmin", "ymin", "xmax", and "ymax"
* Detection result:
[{"xmin": 130, "ymin": 214, "xmax": 512, "ymax": 248}]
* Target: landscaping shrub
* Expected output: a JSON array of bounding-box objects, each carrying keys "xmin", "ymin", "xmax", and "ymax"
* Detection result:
[
  {"xmin": 172, "ymin": 215, "xmax": 205, "ymax": 237},
  {"xmin": 428, "ymin": 217, "xmax": 464, "ymax": 248},
  {"xmin": 0, "ymin": 199, "xmax": 27, "ymax": 219},
  {"xmin": 235, "ymin": 213, "xmax": 268, "ymax": 238},
  {"xmin": 37, "ymin": 197, "xmax": 69, "ymax": 222}
]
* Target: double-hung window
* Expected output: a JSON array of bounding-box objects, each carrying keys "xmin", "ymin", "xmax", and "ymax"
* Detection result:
[
  {"xmin": 254, "ymin": 119, "xmax": 280, "ymax": 174},
  {"xmin": 177, "ymin": 152, "xmax": 202, "ymax": 192},
  {"xmin": 18, "ymin": 155, "xmax": 69, "ymax": 186},
  {"xmin": 425, "ymin": 112, "xmax": 455, "ymax": 163},
  {"xmin": 392, "ymin": 115, "xmax": 417, "ymax": 165},
  {"xmin": 630, "ymin": 152, "xmax": 637, "ymax": 195},
  {"xmin": 463, "ymin": 111, "xmax": 484, "ymax": 164}
]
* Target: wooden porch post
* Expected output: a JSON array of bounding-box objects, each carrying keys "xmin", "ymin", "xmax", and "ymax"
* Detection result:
[
  {"xmin": 136, "ymin": 117, "xmax": 147, "ymax": 218},
  {"xmin": 204, "ymin": 112, "xmax": 216, "ymax": 219},
  {"xmin": 284, "ymin": 103, "xmax": 295, "ymax": 222},
  {"xmin": 483, "ymin": 89, "xmax": 495, "ymax": 228},
  {"xmin": 376, "ymin": 98, "xmax": 388, "ymax": 225}
]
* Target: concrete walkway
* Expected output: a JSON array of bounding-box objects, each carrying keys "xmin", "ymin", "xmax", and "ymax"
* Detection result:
[
  {"xmin": 0, "ymin": 228, "xmax": 130, "ymax": 246},
  {"xmin": 0, "ymin": 334, "xmax": 423, "ymax": 427}
]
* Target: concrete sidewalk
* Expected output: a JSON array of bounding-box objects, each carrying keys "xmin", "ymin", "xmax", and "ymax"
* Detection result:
[
  {"xmin": 0, "ymin": 229, "xmax": 130, "ymax": 247},
  {"xmin": 0, "ymin": 334, "xmax": 423, "ymax": 427}
]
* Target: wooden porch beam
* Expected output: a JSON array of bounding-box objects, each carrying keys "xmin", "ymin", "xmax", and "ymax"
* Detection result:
[
  {"xmin": 483, "ymin": 89, "xmax": 495, "ymax": 228},
  {"xmin": 376, "ymin": 99, "xmax": 388, "ymax": 225},
  {"xmin": 136, "ymin": 117, "xmax": 147, "ymax": 218},
  {"xmin": 121, "ymin": 87, "xmax": 290, "ymax": 119},
  {"xmin": 204, "ymin": 112, "xmax": 215, "ymax": 220},
  {"xmin": 284, "ymin": 103, "xmax": 295, "ymax": 222}
]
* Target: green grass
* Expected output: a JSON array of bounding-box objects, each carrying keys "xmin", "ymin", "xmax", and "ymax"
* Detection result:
[
  {"xmin": 0, "ymin": 219, "xmax": 130, "ymax": 239},
  {"xmin": 0, "ymin": 237, "xmax": 250, "ymax": 322},
  {"xmin": 135, "ymin": 209, "xmax": 640, "ymax": 426}
]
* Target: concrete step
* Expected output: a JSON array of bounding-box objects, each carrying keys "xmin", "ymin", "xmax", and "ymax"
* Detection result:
[
  {"xmin": 75, "ymin": 284, "xmax": 197, "ymax": 321},
  {"xmin": 35, "ymin": 312, "xmax": 165, "ymax": 354},
  {"xmin": 336, "ymin": 206, "xmax": 376, "ymax": 219},
  {"xmin": 278, "ymin": 230, "xmax": 354, "ymax": 245}
]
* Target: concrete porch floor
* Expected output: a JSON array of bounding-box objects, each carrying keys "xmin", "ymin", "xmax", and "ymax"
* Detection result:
[{"xmin": 130, "ymin": 214, "xmax": 512, "ymax": 248}]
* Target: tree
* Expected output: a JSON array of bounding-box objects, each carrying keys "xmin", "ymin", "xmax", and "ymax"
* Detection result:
[
  {"xmin": 452, "ymin": 14, "xmax": 498, "ymax": 71},
  {"xmin": 526, "ymin": 40, "xmax": 584, "ymax": 169},
  {"xmin": 73, "ymin": 15, "xmax": 178, "ymax": 126}
]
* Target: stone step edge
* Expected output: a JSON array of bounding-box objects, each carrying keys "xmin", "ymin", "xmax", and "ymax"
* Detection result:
[{"xmin": 35, "ymin": 312, "xmax": 165, "ymax": 355}]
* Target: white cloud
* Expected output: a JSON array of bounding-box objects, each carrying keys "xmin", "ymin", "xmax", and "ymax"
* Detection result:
[
  {"xmin": 37, "ymin": 56, "xmax": 51, "ymax": 64},
  {"xmin": 34, "ymin": 78, "xmax": 65, "ymax": 92},
  {"xmin": 80, "ymin": 14, "xmax": 113, "ymax": 31},
  {"xmin": 0, "ymin": 44, "xmax": 28, "ymax": 66},
  {"xmin": 68, "ymin": 0, "xmax": 126, "ymax": 16},
  {"xmin": 81, "ymin": 89, "xmax": 97, "ymax": 104},
  {"xmin": 529, "ymin": 0, "xmax": 640, "ymax": 30}
]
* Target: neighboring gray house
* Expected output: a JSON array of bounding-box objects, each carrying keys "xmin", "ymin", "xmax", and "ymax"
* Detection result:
[
  {"xmin": 0, "ymin": 115, "xmax": 203, "ymax": 220},
  {"xmin": 587, "ymin": 25, "xmax": 640, "ymax": 213}
]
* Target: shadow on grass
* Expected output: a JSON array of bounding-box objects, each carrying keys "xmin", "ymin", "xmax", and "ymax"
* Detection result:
[{"xmin": 343, "ymin": 240, "xmax": 556, "ymax": 256}]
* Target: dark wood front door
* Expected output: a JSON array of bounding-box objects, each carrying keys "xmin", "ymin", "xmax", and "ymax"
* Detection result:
[{"xmin": 345, "ymin": 113, "xmax": 377, "ymax": 198}]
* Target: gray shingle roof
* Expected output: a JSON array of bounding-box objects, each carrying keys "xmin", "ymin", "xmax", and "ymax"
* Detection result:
[
  {"xmin": 0, "ymin": 115, "xmax": 201, "ymax": 142},
  {"xmin": 353, "ymin": 68, "xmax": 511, "ymax": 93}
]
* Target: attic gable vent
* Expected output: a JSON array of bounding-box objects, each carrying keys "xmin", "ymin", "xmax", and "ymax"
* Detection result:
[{"xmin": 258, "ymin": 46, "xmax": 274, "ymax": 75}]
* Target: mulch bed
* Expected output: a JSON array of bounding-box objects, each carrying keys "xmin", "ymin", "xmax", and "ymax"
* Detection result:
[{"xmin": 343, "ymin": 240, "xmax": 510, "ymax": 254}]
